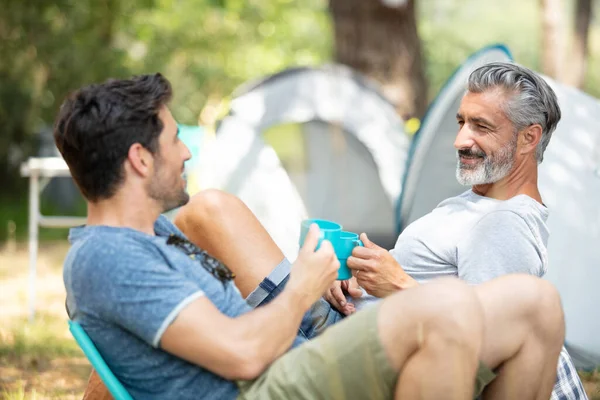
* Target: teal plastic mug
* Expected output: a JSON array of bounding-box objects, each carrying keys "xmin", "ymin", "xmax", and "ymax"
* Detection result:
[
  {"xmin": 299, "ymin": 220, "xmax": 363, "ymax": 280},
  {"xmin": 336, "ymin": 231, "xmax": 364, "ymax": 280},
  {"xmin": 299, "ymin": 219, "xmax": 342, "ymax": 250}
]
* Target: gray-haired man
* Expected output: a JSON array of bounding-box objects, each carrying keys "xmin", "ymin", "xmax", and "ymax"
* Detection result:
[{"xmin": 327, "ymin": 62, "xmax": 588, "ymax": 399}]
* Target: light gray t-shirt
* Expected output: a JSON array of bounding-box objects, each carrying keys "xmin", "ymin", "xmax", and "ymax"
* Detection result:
[
  {"xmin": 395, "ymin": 189, "xmax": 549, "ymax": 284},
  {"xmin": 355, "ymin": 190, "xmax": 549, "ymax": 307}
]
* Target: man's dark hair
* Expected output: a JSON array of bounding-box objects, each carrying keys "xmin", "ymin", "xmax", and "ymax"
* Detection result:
[{"xmin": 53, "ymin": 73, "xmax": 172, "ymax": 201}]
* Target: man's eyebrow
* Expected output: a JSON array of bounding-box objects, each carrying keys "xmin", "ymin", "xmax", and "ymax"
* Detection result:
[
  {"xmin": 470, "ymin": 117, "xmax": 495, "ymax": 127},
  {"xmin": 456, "ymin": 113, "xmax": 495, "ymax": 128}
]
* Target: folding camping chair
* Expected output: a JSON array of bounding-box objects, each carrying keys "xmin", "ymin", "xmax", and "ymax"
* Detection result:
[{"xmin": 68, "ymin": 320, "xmax": 134, "ymax": 400}]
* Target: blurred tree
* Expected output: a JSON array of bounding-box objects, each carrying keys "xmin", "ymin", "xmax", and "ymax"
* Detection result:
[
  {"xmin": 539, "ymin": 0, "xmax": 564, "ymax": 79},
  {"xmin": 0, "ymin": 0, "xmax": 330, "ymax": 193},
  {"xmin": 328, "ymin": 0, "xmax": 427, "ymax": 119},
  {"xmin": 123, "ymin": 0, "xmax": 331, "ymax": 124},
  {"xmin": 563, "ymin": 0, "xmax": 592, "ymax": 88},
  {"xmin": 0, "ymin": 0, "xmax": 133, "ymax": 190}
]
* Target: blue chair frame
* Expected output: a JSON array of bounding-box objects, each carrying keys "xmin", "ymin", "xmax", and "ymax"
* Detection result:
[{"xmin": 68, "ymin": 320, "xmax": 134, "ymax": 400}]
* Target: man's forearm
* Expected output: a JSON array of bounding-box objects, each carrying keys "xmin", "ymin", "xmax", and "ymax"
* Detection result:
[
  {"xmin": 232, "ymin": 286, "xmax": 310, "ymax": 375},
  {"xmin": 159, "ymin": 285, "xmax": 314, "ymax": 381}
]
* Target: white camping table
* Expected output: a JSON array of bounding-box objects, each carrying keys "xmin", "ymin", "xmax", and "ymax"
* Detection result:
[{"xmin": 20, "ymin": 157, "xmax": 85, "ymax": 321}]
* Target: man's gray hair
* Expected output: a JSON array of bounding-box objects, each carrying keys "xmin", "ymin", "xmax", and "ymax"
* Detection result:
[{"xmin": 467, "ymin": 62, "xmax": 561, "ymax": 163}]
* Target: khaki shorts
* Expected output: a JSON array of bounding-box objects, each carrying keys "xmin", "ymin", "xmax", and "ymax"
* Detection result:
[{"xmin": 236, "ymin": 304, "xmax": 495, "ymax": 399}]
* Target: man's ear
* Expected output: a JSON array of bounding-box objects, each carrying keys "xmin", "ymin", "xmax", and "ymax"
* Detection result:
[
  {"xmin": 126, "ymin": 143, "xmax": 153, "ymax": 177},
  {"xmin": 519, "ymin": 124, "xmax": 542, "ymax": 156}
]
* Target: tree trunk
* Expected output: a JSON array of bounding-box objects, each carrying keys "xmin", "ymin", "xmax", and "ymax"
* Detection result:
[
  {"xmin": 329, "ymin": 0, "xmax": 427, "ymax": 119},
  {"xmin": 563, "ymin": 0, "xmax": 592, "ymax": 88},
  {"xmin": 539, "ymin": 0, "xmax": 564, "ymax": 79}
]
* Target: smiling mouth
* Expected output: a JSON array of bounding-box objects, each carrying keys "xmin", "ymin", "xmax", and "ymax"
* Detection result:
[
  {"xmin": 460, "ymin": 155, "xmax": 482, "ymax": 160},
  {"xmin": 459, "ymin": 155, "xmax": 484, "ymax": 167}
]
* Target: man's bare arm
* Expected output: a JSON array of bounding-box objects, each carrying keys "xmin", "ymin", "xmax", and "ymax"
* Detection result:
[
  {"xmin": 161, "ymin": 288, "xmax": 306, "ymax": 380},
  {"xmin": 160, "ymin": 224, "xmax": 339, "ymax": 381}
]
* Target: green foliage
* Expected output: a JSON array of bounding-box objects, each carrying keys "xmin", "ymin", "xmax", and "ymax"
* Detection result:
[
  {"xmin": 121, "ymin": 0, "xmax": 332, "ymax": 123},
  {"xmin": 418, "ymin": 0, "xmax": 542, "ymax": 101},
  {"xmin": 0, "ymin": 0, "xmax": 331, "ymax": 241},
  {"xmin": 3, "ymin": 0, "xmax": 600, "ymax": 244},
  {"xmin": 0, "ymin": 0, "xmax": 331, "ymax": 187}
]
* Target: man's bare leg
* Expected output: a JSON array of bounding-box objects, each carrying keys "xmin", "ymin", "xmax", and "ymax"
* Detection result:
[
  {"xmin": 174, "ymin": 190, "xmax": 285, "ymax": 297},
  {"xmin": 474, "ymin": 275, "xmax": 565, "ymax": 399},
  {"xmin": 376, "ymin": 278, "xmax": 484, "ymax": 399},
  {"xmin": 377, "ymin": 275, "xmax": 563, "ymax": 400}
]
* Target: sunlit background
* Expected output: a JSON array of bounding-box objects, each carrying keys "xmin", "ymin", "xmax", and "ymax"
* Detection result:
[{"xmin": 2, "ymin": 0, "xmax": 599, "ymax": 398}]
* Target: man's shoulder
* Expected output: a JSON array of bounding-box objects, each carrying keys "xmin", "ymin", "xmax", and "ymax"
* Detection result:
[
  {"xmin": 490, "ymin": 195, "xmax": 549, "ymax": 225},
  {"xmin": 65, "ymin": 226, "xmax": 163, "ymax": 282},
  {"xmin": 435, "ymin": 190, "xmax": 473, "ymax": 208},
  {"xmin": 154, "ymin": 214, "xmax": 182, "ymax": 236},
  {"xmin": 70, "ymin": 225, "xmax": 158, "ymax": 255},
  {"xmin": 472, "ymin": 195, "xmax": 550, "ymax": 252}
]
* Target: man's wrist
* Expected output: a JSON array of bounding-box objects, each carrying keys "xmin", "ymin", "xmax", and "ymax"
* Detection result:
[
  {"xmin": 281, "ymin": 283, "xmax": 313, "ymax": 313},
  {"xmin": 397, "ymin": 273, "xmax": 419, "ymax": 290}
]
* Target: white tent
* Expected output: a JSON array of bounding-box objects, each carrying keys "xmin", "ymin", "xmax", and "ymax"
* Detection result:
[
  {"xmin": 538, "ymin": 82, "xmax": 600, "ymax": 369},
  {"xmin": 399, "ymin": 45, "xmax": 600, "ymax": 368},
  {"xmin": 200, "ymin": 65, "xmax": 409, "ymax": 260}
]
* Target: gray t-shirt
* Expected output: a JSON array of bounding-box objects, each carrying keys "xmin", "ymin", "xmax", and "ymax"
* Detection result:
[
  {"xmin": 355, "ymin": 190, "xmax": 549, "ymax": 307},
  {"xmin": 395, "ymin": 190, "xmax": 549, "ymax": 284},
  {"xmin": 64, "ymin": 216, "xmax": 254, "ymax": 400}
]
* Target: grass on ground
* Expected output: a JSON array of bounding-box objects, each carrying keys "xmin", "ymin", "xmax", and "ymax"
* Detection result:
[{"xmin": 0, "ymin": 240, "xmax": 599, "ymax": 399}]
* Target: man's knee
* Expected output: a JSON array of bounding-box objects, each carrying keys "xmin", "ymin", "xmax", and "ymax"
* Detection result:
[
  {"xmin": 497, "ymin": 274, "xmax": 564, "ymax": 342},
  {"xmin": 526, "ymin": 277, "xmax": 565, "ymax": 342},
  {"xmin": 386, "ymin": 279, "xmax": 484, "ymax": 351},
  {"xmin": 425, "ymin": 279, "xmax": 484, "ymax": 347},
  {"xmin": 175, "ymin": 189, "xmax": 238, "ymax": 228}
]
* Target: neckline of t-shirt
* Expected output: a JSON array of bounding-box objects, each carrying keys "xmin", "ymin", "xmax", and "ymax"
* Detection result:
[
  {"xmin": 70, "ymin": 223, "xmax": 165, "ymax": 241},
  {"xmin": 467, "ymin": 190, "xmax": 549, "ymax": 213}
]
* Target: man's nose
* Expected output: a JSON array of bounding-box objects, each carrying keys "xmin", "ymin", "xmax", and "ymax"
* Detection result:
[
  {"xmin": 182, "ymin": 143, "xmax": 192, "ymax": 162},
  {"xmin": 454, "ymin": 125, "xmax": 475, "ymax": 150}
]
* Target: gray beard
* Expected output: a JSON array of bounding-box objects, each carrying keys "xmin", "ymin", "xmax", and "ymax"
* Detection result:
[{"xmin": 455, "ymin": 137, "xmax": 517, "ymax": 186}]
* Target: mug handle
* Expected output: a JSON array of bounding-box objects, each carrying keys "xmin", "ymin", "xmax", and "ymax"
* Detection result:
[{"xmin": 354, "ymin": 239, "xmax": 364, "ymax": 247}]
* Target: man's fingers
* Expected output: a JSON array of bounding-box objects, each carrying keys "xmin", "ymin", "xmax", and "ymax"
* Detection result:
[
  {"xmin": 347, "ymin": 256, "xmax": 375, "ymax": 271},
  {"xmin": 342, "ymin": 303, "xmax": 356, "ymax": 316},
  {"xmin": 300, "ymin": 224, "xmax": 321, "ymax": 254},
  {"xmin": 316, "ymin": 239, "xmax": 335, "ymax": 257},
  {"xmin": 325, "ymin": 288, "xmax": 344, "ymax": 312},
  {"xmin": 340, "ymin": 280, "xmax": 349, "ymax": 292},
  {"xmin": 351, "ymin": 245, "xmax": 378, "ymax": 260},
  {"xmin": 326, "ymin": 293, "xmax": 341, "ymax": 311},
  {"xmin": 331, "ymin": 284, "xmax": 347, "ymax": 307},
  {"xmin": 347, "ymin": 287, "xmax": 363, "ymax": 298},
  {"xmin": 360, "ymin": 232, "xmax": 377, "ymax": 249}
]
